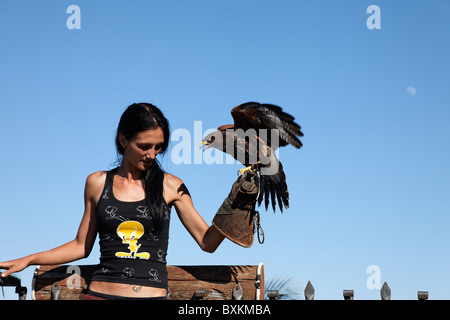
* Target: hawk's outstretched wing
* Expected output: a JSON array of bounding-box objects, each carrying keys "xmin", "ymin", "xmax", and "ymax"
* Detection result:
[
  {"xmin": 231, "ymin": 102, "xmax": 303, "ymax": 149},
  {"xmin": 201, "ymin": 102, "xmax": 303, "ymax": 213}
]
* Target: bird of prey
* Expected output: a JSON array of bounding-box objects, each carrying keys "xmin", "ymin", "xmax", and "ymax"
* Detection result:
[{"xmin": 201, "ymin": 102, "xmax": 303, "ymax": 213}]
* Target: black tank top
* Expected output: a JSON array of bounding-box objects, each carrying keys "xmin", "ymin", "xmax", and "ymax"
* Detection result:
[{"xmin": 91, "ymin": 169, "xmax": 170, "ymax": 289}]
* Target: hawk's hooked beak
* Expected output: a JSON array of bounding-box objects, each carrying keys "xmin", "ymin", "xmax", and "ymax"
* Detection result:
[{"xmin": 200, "ymin": 140, "xmax": 211, "ymax": 151}]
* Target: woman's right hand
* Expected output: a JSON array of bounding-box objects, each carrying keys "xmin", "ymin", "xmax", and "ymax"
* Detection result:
[{"xmin": 0, "ymin": 256, "xmax": 31, "ymax": 278}]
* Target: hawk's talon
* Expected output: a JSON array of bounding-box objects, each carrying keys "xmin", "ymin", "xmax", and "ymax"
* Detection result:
[
  {"xmin": 238, "ymin": 166, "xmax": 254, "ymax": 175},
  {"xmin": 238, "ymin": 161, "xmax": 261, "ymax": 176}
]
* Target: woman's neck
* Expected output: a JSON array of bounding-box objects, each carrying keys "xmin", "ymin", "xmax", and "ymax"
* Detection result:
[{"xmin": 116, "ymin": 162, "xmax": 143, "ymax": 183}]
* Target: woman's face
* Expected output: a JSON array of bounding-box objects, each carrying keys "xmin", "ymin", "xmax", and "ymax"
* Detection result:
[{"xmin": 119, "ymin": 127, "xmax": 165, "ymax": 172}]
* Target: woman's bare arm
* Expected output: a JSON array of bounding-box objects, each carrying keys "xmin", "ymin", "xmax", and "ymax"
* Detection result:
[
  {"xmin": 164, "ymin": 173, "xmax": 224, "ymax": 253},
  {"xmin": 0, "ymin": 172, "xmax": 103, "ymax": 278}
]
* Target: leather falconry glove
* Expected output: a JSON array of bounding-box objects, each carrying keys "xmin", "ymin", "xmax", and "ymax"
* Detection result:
[{"xmin": 212, "ymin": 170, "xmax": 260, "ymax": 248}]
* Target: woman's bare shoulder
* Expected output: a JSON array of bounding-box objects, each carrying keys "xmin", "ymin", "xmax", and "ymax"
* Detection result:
[
  {"xmin": 85, "ymin": 171, "xmax": 108, "ymax": 200},
  {"xmin": 86, "ymin": 170, "xmax": 107, "ymax": 185},
  {"xmin": 163, "ymin": 173, "xmax": 191, "ymax": 203},
  {"xmin": 163, "ymin": 172, "xmax": 184, "ymax": 189}
]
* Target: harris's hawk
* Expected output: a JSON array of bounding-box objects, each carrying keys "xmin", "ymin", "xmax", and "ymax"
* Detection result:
[{"xmin": 201, "ymin": 102, "xmax": 303, "ymax": 213}]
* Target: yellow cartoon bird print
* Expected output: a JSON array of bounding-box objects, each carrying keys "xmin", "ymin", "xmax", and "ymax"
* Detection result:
[{"xmin": 115, "ymin": 221, "xmax": 150, "ymax": 260}]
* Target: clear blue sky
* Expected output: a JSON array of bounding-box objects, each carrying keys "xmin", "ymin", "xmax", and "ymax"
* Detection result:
[{"xmin": 1, "ymin": 0, "xmax": 449, "ymax": 300}]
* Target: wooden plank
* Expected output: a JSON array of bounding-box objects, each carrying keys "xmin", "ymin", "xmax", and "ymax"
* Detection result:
[
  {"xmin": 32, "ymin": 264, "xmax": 264, "ymax": 300},
  {"xmin": 168, "ymin": 265, "xmax": 260, "ymax": 281},
  {"xmin": 167, "ymin": 265, "xmax": 264, "ymax": 300}
]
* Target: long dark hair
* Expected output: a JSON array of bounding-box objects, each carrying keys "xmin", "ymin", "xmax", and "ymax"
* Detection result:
[{"xmin": 115, "ymin": 103, "xmax": 170, "ymax": 232}]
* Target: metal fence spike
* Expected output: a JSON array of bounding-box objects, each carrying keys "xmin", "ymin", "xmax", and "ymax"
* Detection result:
[
  {"xmin": 380, "ymin": 282, "xmax": 391, "ymax": 300},
  {"xmin": 304, "ymin": 281, "xmax": 315, "ymax": 300},
  {"xmin": 418, "ymin": 291, "xmax": 428, "ymax": 300},
  {"xmin": 343, "ymin": 290, "xmax": 354, "ymax": 300},
  {"xmin": 267, "ymin": 290, "xmax": 279, "ymax": 300},
  {"xmin": 193, "ymin": 289, "xmax": 206, "ymax": 300}
]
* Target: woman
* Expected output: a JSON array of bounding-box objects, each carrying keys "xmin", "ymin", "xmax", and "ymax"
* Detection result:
[{"xmin": 0, "ymin": 103, "xmax": 226, "ymax": 300}]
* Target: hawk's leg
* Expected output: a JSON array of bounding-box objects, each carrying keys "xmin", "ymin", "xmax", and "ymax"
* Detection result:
[{"xmin": 238, "ymin": 161, "xmax": 260, "ymax": 175}]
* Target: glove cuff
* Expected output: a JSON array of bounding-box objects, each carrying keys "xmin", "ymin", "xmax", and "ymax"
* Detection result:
[
  {"xmin": 212, "ymin": 171, "xmax": 259, "ymax": 248},
  {"xmin": 212, "ymin": 199, "xmax": 255, "ymax": 248}
]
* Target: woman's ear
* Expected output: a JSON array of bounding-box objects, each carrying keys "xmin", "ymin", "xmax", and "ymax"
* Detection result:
[{"xmin": 117, "ymin": 132, "xmax": 128, "ymax": 150}]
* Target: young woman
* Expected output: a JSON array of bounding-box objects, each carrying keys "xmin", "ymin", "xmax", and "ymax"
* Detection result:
[{"xmin": 0, "ymin": 103, "xmax": 226, "ymax": 300}]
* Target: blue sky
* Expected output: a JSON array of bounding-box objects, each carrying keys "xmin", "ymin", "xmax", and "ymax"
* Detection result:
[{"xmin": 1, "ymin": 0, "xmax": 449, "ymax": 300}]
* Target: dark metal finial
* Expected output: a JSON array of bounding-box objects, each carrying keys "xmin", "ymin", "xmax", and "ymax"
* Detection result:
[
  {"xmin": 343, "ymin": 290, "xmax": 354, "ymax": 300},
  {"xmin": 304, "ymin": 281, "xmax": 315, "ymax": 300},
  {"xmin": 381, "ymin": 282, "xmax": 391, "ymax": 300}
]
